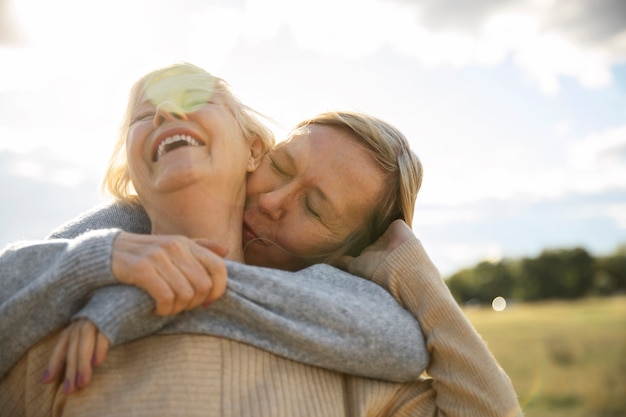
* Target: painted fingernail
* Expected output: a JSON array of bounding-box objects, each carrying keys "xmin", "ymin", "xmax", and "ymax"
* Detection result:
[
  {"xmin": 63, "ymin": 379, "xmax": 71, "ymax": 394},
  {"xmin": 41, "ymin": 369, "xmax": 50, "ymax": 383},
  {"xmin": 76, "ymin": 373, "xmax": 84, "ymax": 388}
]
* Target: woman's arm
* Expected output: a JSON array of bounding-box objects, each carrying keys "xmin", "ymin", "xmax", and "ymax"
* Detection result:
[
  {"xmin": 0, "ymin": 202, "xmax": 223, "ymax": 379},
  {"xmin": 343, "ymin": 220, "xmax": 523, "ymax": 417},
  {"xmin": 72, "ymin": 261, "xmax": 428, "ymax": 383},
  {"xmin": 0, "ymin": 225, "xmax": 227, "ymax": 380},
  {"xmin": 46, "ymin": 201, "xmax": 152, "ymax": 239},
  {"xmin": 57, "ymin": 203, "xmax": 430, "ymax": 382},
  {"xmin": 0, "ymin": 229, "xmax": 120, "ymax": 379}
]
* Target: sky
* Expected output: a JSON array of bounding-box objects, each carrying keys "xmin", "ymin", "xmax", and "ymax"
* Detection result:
[{"xmin": 0, "ymin": 0, "xmax": 625, "ymax": 276}]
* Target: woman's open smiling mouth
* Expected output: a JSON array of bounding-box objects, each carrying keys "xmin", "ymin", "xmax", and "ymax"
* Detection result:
[{"xmin": 153, "ymin": 134, "xmax": 204, "ymax": 162}]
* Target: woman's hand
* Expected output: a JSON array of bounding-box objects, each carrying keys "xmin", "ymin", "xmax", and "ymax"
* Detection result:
[
  {"xmin": 42, "ymin": 319, "xmax": 110, "ymax": 394},
  {"xmin": 337, "ymin": 219, "xmax": 416, "ymax": 283},
  {"xmin": 112, "ymin": 232, "xmax": 229, "ymax": 316}
]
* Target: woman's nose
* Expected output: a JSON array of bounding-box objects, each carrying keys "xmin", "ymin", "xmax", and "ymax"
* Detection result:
[
  {"xmin": 257, "ymin": 188, "xmax": 290, "ymax": 221},
  {"xmin": 153, "ymin": 101, "xmax": 188, "ymax": 127}
]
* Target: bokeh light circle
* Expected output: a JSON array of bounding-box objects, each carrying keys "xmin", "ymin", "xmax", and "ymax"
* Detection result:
[{"xmin": 492, "ymin": 296, "xmax": 507, "ymax": 312}]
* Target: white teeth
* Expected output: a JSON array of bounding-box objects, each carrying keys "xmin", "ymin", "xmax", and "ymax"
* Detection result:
[{"xmin": 155, "ymin": 134, "xmax": 202, "ymax": 161}]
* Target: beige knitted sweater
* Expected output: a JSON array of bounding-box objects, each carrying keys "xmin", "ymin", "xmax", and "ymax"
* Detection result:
[{"xmin": 1, "ymin": 238, "xmax": 522, "ymax": 417}]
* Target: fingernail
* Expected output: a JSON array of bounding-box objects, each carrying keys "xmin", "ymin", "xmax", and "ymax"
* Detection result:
[
  {"xmin": 63, "ymin": 379, "xmax": 71, "ymax": 394},
  {"xmin": 202, "ymin": 301, "xmax": 212, "ymax": 308},
  {"xmin": 91, "ymin": 354, "xmax": 97, "ymax": 366},
  {"xmin": 76, "ymin": 373, "xmax": 84, "ymax": 388},
  {"xmin": 41, "ymin": 369, "xmax": 50, "ymax": 383}
]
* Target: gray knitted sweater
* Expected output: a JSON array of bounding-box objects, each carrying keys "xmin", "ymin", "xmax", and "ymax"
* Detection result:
[{"xmin": 0, "ymin": 202, "xmax": 428, "ymax": 381}]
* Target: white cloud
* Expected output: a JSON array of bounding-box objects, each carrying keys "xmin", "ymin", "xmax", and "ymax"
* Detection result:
[
  {"xmin": 243, "ymin": 0, "xmax": 400, "ymax": 59},
  {"xmin": 242, "ymin": 0, "xmax": 292, "ymax": 41},
  {"xmin": 8, "ymin": 159, "xmax": 42, "ymax": 178},
  {"xmin": 607, "ymin": 204, "xmax": 626, "ymax": 230},
  {"xmin": 568, "ymin": 125, "xmax": 626, "ymax": 180},
  {"xmin": 184, "ymin": 6, "xmax": 246, "ymax": 71},
  {"xmin": 4, "ymin": 0, "xmax": 623, "ymax": 97},
  {"xmin": 554, "ymin": 120, "xmax": 571, "ymax": 137},
  {"xmin": 401, "ymin": 8, "xmax": 616, "ymax": 95},
  {"xmin": 425, "ymin": 241, "xmax": 505, "ymax": 275},
  {"xmin": 0, "ymin": 126, "xmax": 39, "ymax": 154},
  {"xmin": 482, "ymin": 124, "xmax": 626, "ymax": 200},
  {"xmin": 7, "ymin": 157, "xmax": 86, "ymax": 187},
  {"xmin": 570, "ymin": 201, "xmax": 626, "ymax": 231},
  {"xmin": 239, "ymin": 0, "xmax": 623, "ymax": 95},
  {"xmin": 0, "ymin": 126, "xmax": 111, "ymax": 176},
  {"xmin": 475, "ymin": 12, "xmax": 539, "ymax": 65},
  {"xmin": 514, "ymin": 31, "xmax": 613, "ymax": 95},
  {"xmin": 0, "ymin": 47, "xmax": 47, "ymax": 91},
  {"xmin": 413, "ymin": 205, "xmax": 486, "ymax": 227},
  {"xmin": 414, "ymin": 123, "xmax": 626, "ymax": 208},
  {"xmin": 549, "ymin": 126, "xmax": 625, "ymax": 196},
  {"xmin": 4, "ymin": 0, "xmax": 247, "ymax": 84}
]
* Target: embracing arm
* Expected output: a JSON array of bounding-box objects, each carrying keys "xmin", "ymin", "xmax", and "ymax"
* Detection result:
[
  {"xmin": 1, "ymin": 202, "xmax": 220, "ymax": 380},
  {"xmin": 38, "ymin": 202, "xmax": 428, "ymax": 382},
  {"xmin": 0, "ymin": 229, "xmax": 120, "ymax": 379},
  {"xmin": 1, "ymin": 201, "xmax": 220, "ymax": 381},
  {"xmin": 345, "ymin": 221, "xmax": 522, "ymax": 417},
  {"xmin": 46, "ymin": 201, "xmax": 152, "ymax": 240},
  {"xmin": 74, "ymin": 261, "xmax": 428, "ymax": 383}
]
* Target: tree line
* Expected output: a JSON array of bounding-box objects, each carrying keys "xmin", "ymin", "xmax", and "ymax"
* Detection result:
[{"xmin": 445, "ymin": 244, "xmax": 626, "ymax": 305}]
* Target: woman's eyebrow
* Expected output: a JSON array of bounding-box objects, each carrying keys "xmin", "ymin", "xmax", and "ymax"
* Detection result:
[{"xmin": 134, "ymin": 98, "xmax": 154, "ymax": 109}]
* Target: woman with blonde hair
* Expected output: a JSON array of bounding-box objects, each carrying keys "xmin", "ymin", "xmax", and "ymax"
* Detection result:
[{"xmin": 242, "ymin": 110, "xmax": 423, "ymax": 269}]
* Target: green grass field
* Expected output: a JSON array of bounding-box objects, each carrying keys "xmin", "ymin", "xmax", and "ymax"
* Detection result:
[{"xmin": 463, "ymin": 296, "xmax": 626, "ymax": 417}]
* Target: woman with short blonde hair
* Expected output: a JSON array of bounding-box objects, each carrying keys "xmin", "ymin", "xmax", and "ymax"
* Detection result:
[
  {"xmin": 290, "ymin": 110, "xmax": 423, "ymax": 263},
  {"xmin": 105, "ymin": 62, "xmax": 275, "ymax": 204}
]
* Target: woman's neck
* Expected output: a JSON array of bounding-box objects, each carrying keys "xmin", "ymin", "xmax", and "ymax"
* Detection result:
[{"xmin": 146, "ymin": 187, "xmax": 246, "ymax": 263}]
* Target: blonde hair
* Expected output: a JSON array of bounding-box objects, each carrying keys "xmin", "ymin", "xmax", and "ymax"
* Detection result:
[
  {"xmin": 103, "ymin": 62, "xmax": 275, "ymax": 204},
  {"xmin": 292, "ymin": 111, "xmax": 423, "ymax": 263}
]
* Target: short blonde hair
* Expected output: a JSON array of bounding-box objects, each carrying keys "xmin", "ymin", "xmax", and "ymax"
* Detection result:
[
  {"xmin": 292, "ymin": 111, "xmax": 423, "ymax": 262},
  {"xmin": 103, "ymin": 62, "xmax": 275, "ymax": 204}
]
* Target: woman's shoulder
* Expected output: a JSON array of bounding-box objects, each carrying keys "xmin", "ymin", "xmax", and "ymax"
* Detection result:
[{"xmin": 47, "ymin": 201, "xmax": 151, "ymax": 239}]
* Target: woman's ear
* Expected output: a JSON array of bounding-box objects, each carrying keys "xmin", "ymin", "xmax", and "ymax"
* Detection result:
[{"xmin": 246, "ymin": 136, "xmax": 265, "ymax": 172}]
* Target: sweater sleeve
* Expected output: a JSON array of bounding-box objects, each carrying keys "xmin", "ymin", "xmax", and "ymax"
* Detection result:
[
  {"xmin": 0, "ymin": 202, "xmax": 149, "ymax": 379},
  {"xmin": 371, "ymin": 239, "xmax": 523, "ymax": 417},
  {"xmin": 75, "ymin": 262, "xmax": 429, "ymax": 383},
  {"xmin": 0, "ymin": 229, "xmax": 120, "ymax": 379},
  {"xmin": 47, "ymin": 201, "xmax": 152, "ymax": 239}
]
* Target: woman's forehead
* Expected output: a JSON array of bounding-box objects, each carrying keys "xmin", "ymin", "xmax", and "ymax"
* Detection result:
[{"xmin": 281, "ymin": 124, "xmax": 359, "ymax": 151}]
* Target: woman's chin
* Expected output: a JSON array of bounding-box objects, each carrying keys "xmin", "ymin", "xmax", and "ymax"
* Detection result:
[
  {"xmin": 150, "ymin": 160, "xmax": 210, "ymax": 192},
  {"xmin": 152, "ymin": 171, "xmax": 210, "ymax": 194}
]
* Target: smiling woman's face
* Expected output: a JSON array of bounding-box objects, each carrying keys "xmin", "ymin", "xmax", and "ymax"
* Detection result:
[
  {"xmin": 243, "ymin": 124, "xmax": 387, "ymax": 270},
  {"xmin": 126, "ymin": 76, "xmax": 255, "ymax": 211}
]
